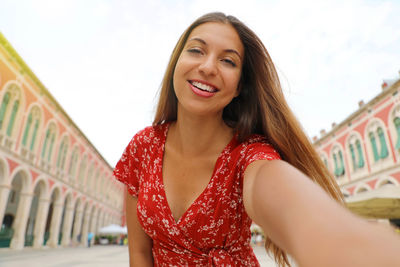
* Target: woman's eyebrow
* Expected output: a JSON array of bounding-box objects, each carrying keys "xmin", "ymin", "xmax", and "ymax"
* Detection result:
[{"xmin": 187, "ymin": 37, "xmax": 242, "ymax": 59}]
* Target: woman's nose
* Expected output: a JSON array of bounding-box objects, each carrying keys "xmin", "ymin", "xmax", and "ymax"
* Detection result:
[{"xmin": 198, "ymin": 56, "xmax": 218, "ymax": 76}]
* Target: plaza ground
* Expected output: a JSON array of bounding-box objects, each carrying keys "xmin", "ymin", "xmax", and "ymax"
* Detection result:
[{"xmin": 0, "ymin": 244, "xmax": 278, "ymax": 267}]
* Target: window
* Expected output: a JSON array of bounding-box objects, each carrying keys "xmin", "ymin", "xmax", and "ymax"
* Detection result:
[
  {"xmin": 369, "ymin": 132, "xmax": 379, "ymax": 161},
  {"xmin": 355, "ymin": 140, "xmax": 365, "ymax": 168},
  {"xmin": 394, "ymin": 117, "xmax": 400, "ymax": 150},
  {"xmin": 0, "ymin": 92, "xmax": 10, "ymax": 129},
  {"xmin": 21, "ymin": 106, "xmax": 41, "ymax": 151},
  {"xmin": 349, "ymin": 144, "xmax": 356, "ymax": 170},
  {"xmin": 377, "ymin": 127, "xmax": 388, "ymax": 158},
  {"xmin": 78, "ymin": 155, "xmax": 88, "ymax": 185},
  {"xmin": 6, "ymin": 100, "xmax": 19, "ymax": 137},
  {"xmin": 0, "ymin": 84, "xmax": 22, "ymax": 137},
  {"xmin": 332, "ymin": 148, "xmax": 345, "ymax": 178},
  {"xmin": 87, "ymin": 163, "xmax": 94, "ymax": 190},
  {"xmin": 41, "ymin": 122, "xmax": 56, "ymax": 162},
  {"xmin": 348, "ymin": 136, "xmax": 365, "ymax": 172},
  {"xmin": 68, "ymin": 147, "xmax": 79, "ymax": 178},
  {"xmin": 56, "ymin": 136, "xmax": 69, "ymax": 170}
]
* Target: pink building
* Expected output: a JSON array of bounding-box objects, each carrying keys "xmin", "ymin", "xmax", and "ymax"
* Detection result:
[
  {"xmin": 313, "ymin": 74, "xmax": 400, "ymax": 226},
  {"xmin": 0, "ymin": 33, "xmax": 124, "ymax": 250}
]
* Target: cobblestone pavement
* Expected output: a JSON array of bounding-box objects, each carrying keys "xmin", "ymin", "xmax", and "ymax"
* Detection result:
[{"xmin": 0, "ymin": 244, "xmax": 279, "ymax": 267}]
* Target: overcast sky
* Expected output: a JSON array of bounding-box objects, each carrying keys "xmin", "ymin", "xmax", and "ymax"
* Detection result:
[{"xmin": 0, "ymin": 0, "xmax": 399, "ymax": 166}]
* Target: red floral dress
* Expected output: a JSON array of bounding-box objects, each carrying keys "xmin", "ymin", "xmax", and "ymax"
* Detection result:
[{"xmin": 114, "ymin": 123, "xmax": 280, "ymax": 266}]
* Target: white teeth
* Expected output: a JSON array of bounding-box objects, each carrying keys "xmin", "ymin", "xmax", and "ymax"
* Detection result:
[{"xmin": 191, "ymin": 81, "xmax": 216, "ymax": 92}]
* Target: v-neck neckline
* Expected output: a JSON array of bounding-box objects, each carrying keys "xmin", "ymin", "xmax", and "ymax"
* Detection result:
[{"xmin": 159, "ymin": 122, "xmax": 237, "ymax": 225}]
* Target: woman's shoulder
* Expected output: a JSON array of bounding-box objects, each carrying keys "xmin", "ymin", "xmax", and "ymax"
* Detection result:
[
  {"xmin": 234, "ymin": 133, "xmax": 281, "ymax": 160},
  {"xmin": 131, "ymin": 122, "xmax": 169, "ymax": 144}
]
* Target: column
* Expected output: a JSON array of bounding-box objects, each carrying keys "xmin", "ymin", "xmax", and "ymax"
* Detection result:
[
  {"xmin": 89, "ymin": 211, "xmax": 98, "ymax": 246},
  {"xmin": 60, "ymin": 204, "xmax": 74, "ymax": 247},
  {"xmin": 72, "ymin": 207, "xmax": 83, "ymax": 245},
  {"xmin": 0, "ymin": 184, "xmax": 11, "ymax": 225},
  {"xmin": 80, "ymin": 209, "xmax": 91, "ymax": 247},
  {"xmin": 10, "ymin": 192, "xmax": 33, "ymax": 250},
  {"xmin": 47, "ymin": 202, "xmax": 63, "ymax": 248},
  {"xmin": 32, "ymin": 197, "xmax": 50, "ymax": 248}
]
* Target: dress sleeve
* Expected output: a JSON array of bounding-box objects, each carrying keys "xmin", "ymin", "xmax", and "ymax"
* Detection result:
[
  {"xmin": 113, "ymin": 134, "xmax": 141, "ymax": 197},
  {"xmin": 242, "ymin": 141, "xmax": 281, "ymax": 172}
]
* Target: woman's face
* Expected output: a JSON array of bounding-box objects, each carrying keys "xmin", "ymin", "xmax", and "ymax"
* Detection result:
[{"xmin": 173, "ymin": 22, "xmax": 244, "ymax": 118}]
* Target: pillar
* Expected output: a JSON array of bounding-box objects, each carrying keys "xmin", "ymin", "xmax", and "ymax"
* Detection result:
[
  {"xmin": 10, "ymin": 192, "xmax": 33, "ymax": 250},
  {"xmin": 47, "ymin": 202, "xmax": 63, "ymax": 247},
  {"xmin": 80, "ymin": 209, "xmax": 91, "ymax": 247},
  {"xmin": 0, "ymin": 184, "xmax": 10, "ymax": 225},
  {"xmin": 32, "ymin": 197, "xmax": 50, "ymax": 248},
  {"xmin": 60, "ymin": 204, "xmax": 74, "ymax": 247},
  {"xmin": 89, "ymin": 211, "xmax": 98, "ymax": 246},
  {"xmin": 72, "ymin": 207, "xmax": 83, "ymax": 245}
]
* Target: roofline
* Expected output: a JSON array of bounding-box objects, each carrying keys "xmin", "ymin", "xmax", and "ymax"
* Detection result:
[{"xmin": 314, "ymin": 78, "xmax": 400, "ymax": 146}]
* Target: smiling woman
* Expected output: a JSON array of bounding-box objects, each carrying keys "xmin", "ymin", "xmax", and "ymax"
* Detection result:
[{"xmin": 113, "ymin": 12, "xmax": 400, "ymax": 267}]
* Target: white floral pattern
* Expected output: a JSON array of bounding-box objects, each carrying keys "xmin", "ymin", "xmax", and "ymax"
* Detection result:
[{"xmin": 114, "ymin": 123, "xmax": 281, "ymax": 266}]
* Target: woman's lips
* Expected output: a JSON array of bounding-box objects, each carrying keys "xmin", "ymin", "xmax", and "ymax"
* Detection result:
[{"xmin": 188, "ymin": 80, "xmax": 218, "ymax": 98}]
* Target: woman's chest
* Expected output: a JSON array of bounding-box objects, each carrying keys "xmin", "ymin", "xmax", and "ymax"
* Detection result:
[
  {"xmin": 162, "ymin": 154, "xmax": 217, "ymax": 222},
  {"xmin": 136, "ymin": 153, "xmax": 246, "ymax": 245}
]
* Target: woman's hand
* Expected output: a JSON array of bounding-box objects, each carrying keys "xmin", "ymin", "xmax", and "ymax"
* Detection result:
[{"xmin": 243, "ymin": 160, "xmax": 400, "ymax": 267}]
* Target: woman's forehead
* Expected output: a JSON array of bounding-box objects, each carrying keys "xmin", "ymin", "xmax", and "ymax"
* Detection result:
[{"xmin": 186, "ymin": 22, "xmax": 244, "ymax": 56}]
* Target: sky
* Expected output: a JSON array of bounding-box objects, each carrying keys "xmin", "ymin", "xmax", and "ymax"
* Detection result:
[{"xmin": 0, "ymin": 0, "xmax": 399, "ymax": 166}]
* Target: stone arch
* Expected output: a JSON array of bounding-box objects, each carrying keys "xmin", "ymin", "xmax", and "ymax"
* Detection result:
[
  {"xmin": 375, "ymin": 177, "xmax": 399, "ymax": 189},
  {"xmin": 1, "ymin": 168, "xmax": 30, "ymax": 248},
  {"xmin": 9, "ymin": 167, "xmax": 31, "ymax": 194},
  {"xmin": 354, "ymin": 184, "xmax": 372, "ymax": 194}
]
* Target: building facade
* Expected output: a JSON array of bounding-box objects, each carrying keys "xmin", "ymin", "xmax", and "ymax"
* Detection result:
[
  {"xmin": 313, "ymin": 75, "xmax": 400, "ymax": 224},
  {"xmin": 0, "ymin": 33, "xmax": 124, "ymax": 250}
]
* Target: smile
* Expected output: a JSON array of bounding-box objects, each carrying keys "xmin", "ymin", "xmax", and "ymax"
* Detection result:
[{"xmin": 189, "ymin": 80, "xmax": 218, "ymax": 93}]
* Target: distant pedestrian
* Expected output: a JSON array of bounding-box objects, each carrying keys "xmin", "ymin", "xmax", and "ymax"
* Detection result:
[{"xmin": 87, "ymin": 232, "xmax": 94, "ymax": 248}]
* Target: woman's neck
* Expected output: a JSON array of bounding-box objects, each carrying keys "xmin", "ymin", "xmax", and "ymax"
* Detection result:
[{"xmin": 168, "ymin": 112, "xmax": 234, "ymax": 158}]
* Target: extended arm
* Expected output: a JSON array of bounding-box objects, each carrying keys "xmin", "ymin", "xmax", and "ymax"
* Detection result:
[
  {"xmin": 125, "ymin": 188, "xmax": 154, "ymax": 267},
  {"xmin": 243, "ymin": 160, "xmax": 400, "ymax": 267}
]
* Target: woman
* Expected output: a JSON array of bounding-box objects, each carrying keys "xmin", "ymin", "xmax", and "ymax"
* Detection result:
[{"xmin": 114, "ymin": 12, "xmax": 400, "ymax": 266}]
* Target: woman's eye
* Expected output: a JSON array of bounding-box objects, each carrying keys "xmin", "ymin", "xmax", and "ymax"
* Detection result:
[
  {"xmin": 187, "ymin": 48, "xmax": 202, "ymax": 54},
  {"xmin": 222, "ymin": 58, "xmax": 236, "ymax": 67}
]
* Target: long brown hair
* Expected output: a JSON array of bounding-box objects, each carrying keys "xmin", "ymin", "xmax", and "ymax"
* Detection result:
[{"xmin": 153, "ymin": 12, "xmax": 343, "ymax": 267}]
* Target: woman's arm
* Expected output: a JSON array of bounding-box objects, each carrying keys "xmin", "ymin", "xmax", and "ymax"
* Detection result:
[
  {"xmin": 243, "ymin": 160, "xmax": 400, "ymax": 267},
  {"xmin": 125, "ymin": 188, "xmax": 154, "ymax": 267}
]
